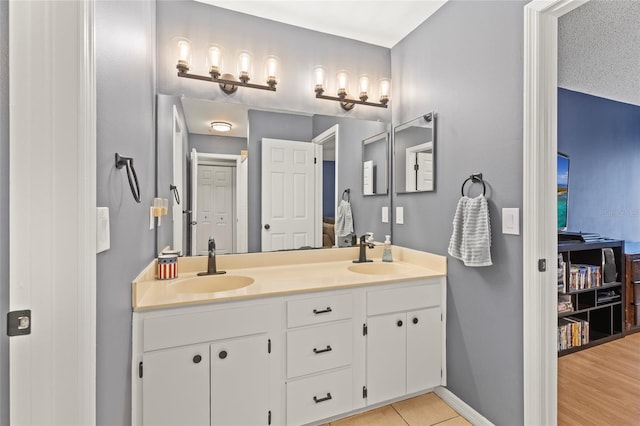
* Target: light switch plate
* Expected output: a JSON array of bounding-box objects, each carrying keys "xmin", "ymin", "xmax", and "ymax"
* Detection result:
[
  {"xmin": 96, "ymin": 207, "xmax": 110, "ymax": 253},
  {"xmin": 149, "ymin": 207, "xmax": 155, "ymax": 230},
  {"xmin": 396, "ymin": 206, "xmax": 404, "ymax": 225},
  {"xmin": 382, "ymin": 206, "xmax": 389, "ymax": 223},
  {"xmin": 502, "ymin": 207, "xmax": 520, "ymax": 235}
]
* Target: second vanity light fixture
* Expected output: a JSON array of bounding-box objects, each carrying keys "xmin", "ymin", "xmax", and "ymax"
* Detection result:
[
  {"xmin": 314, "ymin": 66, "xmax": 390, "ymax": 110},
  {"xmin": 176, "ymin": 39, "xmax": 278, "ymax": 94}
]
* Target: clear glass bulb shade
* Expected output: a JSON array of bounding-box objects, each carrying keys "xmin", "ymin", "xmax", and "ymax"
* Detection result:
[
  {"xmin": 207, "ymin": 45, "xmax": 222, "ymax": 73},
  {"xmin": 237, "ymin": 51, "xmax": 252, "ymax": 79},
  {"xmin": 379, "ymin": 78, "xmax": 391, "ymax": 100},
  {"xmin": 359, "ymin": 75, "xmax": 370, "ymax": 94},
  {"xmin": 336, "ymin": 71, "xmax": 349, "ymax": 94},
  {"xmin": 175, "ymin": 39, "xmax": 192, "ymax": 71},
  {"xmin": 264, "ymin": 56, "xmax": 278, "ymax": 83},
  {"xmin": 314, "ymin": 66, "xmax": 326, "ymax": 89}
]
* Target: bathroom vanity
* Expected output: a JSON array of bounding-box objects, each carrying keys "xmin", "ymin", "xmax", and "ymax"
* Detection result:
[{"xmin": 131, "ymin": 246, "xmax": 446, "ymax": 426}]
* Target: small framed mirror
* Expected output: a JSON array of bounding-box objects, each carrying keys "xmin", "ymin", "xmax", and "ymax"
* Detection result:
[
  {"xmin": 362, "ymin": 132, "xmax": 389, "ymax": 196},
  {"xmin": 394, "ymin": 112, "xmax": 435, "ymax": 193}
]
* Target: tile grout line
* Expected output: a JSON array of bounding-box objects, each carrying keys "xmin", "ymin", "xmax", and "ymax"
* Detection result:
[
  {"xmin": 390, "ymin": 404, "xmax": 411, "ymax": 425},
  {"xmin": 432, "ymin": 415, "xmax": 466, "ymax": 426}
]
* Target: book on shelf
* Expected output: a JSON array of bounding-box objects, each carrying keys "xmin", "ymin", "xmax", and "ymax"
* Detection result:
[
  {"xmin": 558, "ymin": 294, "xmax": 573, "ymax": 313},
  {"xmin": 557, "ymin": 254, "xmax": 567, "ymax": 293},
  {"xmin": 558, "ymin": 317, "xmax": 589, "ymax": 351},
  {"xmin": 567, "ymin": 264, "xmax": 601, "ymax": 291}
]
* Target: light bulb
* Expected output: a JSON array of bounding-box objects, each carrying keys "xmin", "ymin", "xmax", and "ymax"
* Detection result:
[
  {"xmin": 207, "ymin": 45, "xmax": 222, "ymax": 77},
  {"xmin": 359, "ymin": 75, "xmax": 369, "ymax": 102},
  {"xmin": 337, "ymin": 71, "xmax": 349, "ymax": 98},
  {"xmin": 237, "ymin": 51, "xmax": 252, "ymax": 83},
  {"xmin": 176, "ymin": 40, "xmax": 191, "ymax": 72},
  {"xmin": 265, "ymin": 56, "xmax": 278, "ymax": 87},
  {"xmin": 314, "ymin": 66, "xmax": 326, "ymax": 95},
  {"xmin": 379, "ymin": 78, "xmax": 390, "ymax": 105}
]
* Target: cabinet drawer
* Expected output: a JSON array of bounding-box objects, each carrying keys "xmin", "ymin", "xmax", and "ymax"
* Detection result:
[
  {"xmin": 287, "ymin": 293, "xmax": 352, "ymax": 328},
  {"xmin": 143, "ymin": 305, "xmax": 269, "ymax": 351},
  {"xmin": 287, "ymin": 321, "xmax": 352, "ymax": 378},
  {"xmin": 367, "ymin": 281, "xmax": 441, "ymax": 316},
  {"xmin": 287, "ymin": 368, "xmax": 353, "ymax": 426}
]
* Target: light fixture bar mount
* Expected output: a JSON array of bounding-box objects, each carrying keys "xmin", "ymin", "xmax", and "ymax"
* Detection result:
[
  {"xmin": 177, "ymin": 70, "xmax": 276, "ymax": 93},
  {"xmin": 315, "ymin": 92, "xmax": 388, "ymax": 109}
]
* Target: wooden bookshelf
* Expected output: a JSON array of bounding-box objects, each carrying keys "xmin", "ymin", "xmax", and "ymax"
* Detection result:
[{"xmin": 557, "ymin": 239, "xmax": 625, "ymax": 356}]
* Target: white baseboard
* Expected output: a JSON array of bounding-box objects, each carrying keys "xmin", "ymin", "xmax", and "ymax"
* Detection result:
[{"xmin": 434, "ymin": 387, "xmax": 494, "ymax": 426}]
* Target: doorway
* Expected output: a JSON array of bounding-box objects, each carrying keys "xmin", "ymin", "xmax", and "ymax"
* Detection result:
[{"xmin": 313, "ymin": 124, "xmax": 339, "ymax": 248}]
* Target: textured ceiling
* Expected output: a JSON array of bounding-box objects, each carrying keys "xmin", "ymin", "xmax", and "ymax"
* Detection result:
[{"xmin": 558, "ymin": 0, "xmax": 640, "ymax": 106}]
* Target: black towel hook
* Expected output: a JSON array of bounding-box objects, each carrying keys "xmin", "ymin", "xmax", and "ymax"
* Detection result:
[
  {"xmin": 115, "ymin": 153, "xmax": 141, "ymax": 203},
  {"xmin": 461, "ymin": 173, "xmax": 486, "ymax": 197},
  {"xmin": 170, "ymin": 184, "xmax": 181, "ymax": 205},
  {"xmin": 342, "ymin": 188, "xmax": 350, "ymax": 202}
]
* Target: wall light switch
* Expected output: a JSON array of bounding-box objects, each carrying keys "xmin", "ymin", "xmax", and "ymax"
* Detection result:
[
  {"xmin": 96, "ymin": 207, "xmax": 110, "ymax": 253},
  {"xmin": 382, "ymin": 206, "xmax": 389, "ymax": 223},
  {"xmin": 396, "ymin": 206, "xmax": 404, "ymax": 225},
  {"xmin": 502, "ymin": 208, "xmax": 520, "ymax": 235}
]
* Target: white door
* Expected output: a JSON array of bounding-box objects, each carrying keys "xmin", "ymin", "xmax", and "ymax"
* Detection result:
[
  {"xmin": 261, "ymin": 138, "xmax": 317, "ymax": 251},
  {"xmin": 406, "ymin": 307, "xmax": 441, "ymax": 393},
  {"xmin": 416, "ymin": 151, "xmax": 434, "ymax": 191},
  {"xmin": 10, "ymin": 1, "xmax": 96, "ymax": 424},
  {"xmin": 196, "ymin": 165, "xmax": 235, "ymax": 255},
  {"xmin": 363, "ymin": 160, "xmax": 374, "ymax": 195},
  {"xmin": 366, "ymin": 313, "xmax": 407, "ymax": 405},
  {"xmin": 190, "ymin": 149, "xmax": 199, "ymax": 256},
  {"xmin": 172, "ymin": 106, "xmax": 184, "ymax": 254},
  {"xmin": 210, "ymin": 334, "xmax": 269, "ymax": 426},
  {"xmin": 142, "ymin": 344, "xmax": 210, "ymax": 426}
]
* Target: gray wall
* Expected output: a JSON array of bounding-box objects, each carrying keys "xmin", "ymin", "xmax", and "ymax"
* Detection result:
[
  {"xmin": 390, "ymin": 2, "xmax": 525, "ymax": 424},
  {"xmin": 190, "ymin": 134, "xmax": 247, "ymax": 156},
  {"xmin": 96, "ymin": 2, "xmax": 156, "ymax": 425},
  {"xmin": 156, "ymin": 0, "xmax": 391, "ymax": 123},
  {"xmin": 0, "ymin": 0, "xmax": 9, "ymax": 423}
]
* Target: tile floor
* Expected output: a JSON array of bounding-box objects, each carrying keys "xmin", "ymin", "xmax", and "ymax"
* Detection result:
[{"xmin": 322, "ymin": 393, "xmax": 472, "ymax": 426}]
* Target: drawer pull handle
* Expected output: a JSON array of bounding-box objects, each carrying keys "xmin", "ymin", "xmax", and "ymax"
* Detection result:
[
  {"xmin": 413, "ymin": 317, "xmax": 419, "ymax": 324},
  {"xmin": 313, "ymin": 393, "xmax": 333, "ymax": 404},
  {"xmin": 313, "ymin": 345, "xmax": 333, "ymax": 354},
  {"xmin": 219, "ymin": 350, "xmax": 228, "ymax": 359},
  {"xmin": 313, "ymin": 307, "xmax": 332, "ymax": 315},
  {"xmin": 193, "ymin": 355, "xmax": 202, "ymax": 364},
  {"xmin": 397, "ymin": 320, "xmax": 403, "ymax": 327}
]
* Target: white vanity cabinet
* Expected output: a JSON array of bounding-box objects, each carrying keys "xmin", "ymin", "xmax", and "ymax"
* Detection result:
[
  {"xmin": 365, "ymin": 279, "xmax": 445, "ymax": 406},
  {"xmin": 133, "ymin": 303, "xmax": 277, "ymax": 426}
]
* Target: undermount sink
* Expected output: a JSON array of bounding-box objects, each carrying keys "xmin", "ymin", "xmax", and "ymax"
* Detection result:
[
  {"xmin": 169, "ymin": 275, "xmax": 254, "ymax": 294},
  {"xmin": 348, "ymin": 262, "xmax": 403, "ymax": 275}
]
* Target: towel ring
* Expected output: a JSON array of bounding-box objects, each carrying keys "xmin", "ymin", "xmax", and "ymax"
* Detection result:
[{"xmin": 461, "ymin": 173, "xmax": 486, "ymax": 196}]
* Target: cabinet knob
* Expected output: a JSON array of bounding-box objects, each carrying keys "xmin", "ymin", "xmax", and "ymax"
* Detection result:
[
  {"xmin": 264, "ymin": 224, "xmax": 270, "ymax": 230},
  {"xmin": 219, "ymin": 350, "xmax": 228, "ymax": 359},
  {"xmin": 193, "ymin": 355, "xmax": 202, "ymax": 364},
  {"xmin": 413, "ymin": 317, "xmax": 419, "ymax": 324},
  {"xmin": 397, "ymin": 320, "xmax": 403, "ymax": 327}
]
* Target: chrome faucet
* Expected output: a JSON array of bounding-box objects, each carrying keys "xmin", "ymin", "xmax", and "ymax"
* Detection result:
[
  {"xmin": 197, "ymin": 237, "xmax": 226, "ymax": 276},
  {"xmin": 353, "ymin": 234, "xmax": 375, "ymax": 263}
]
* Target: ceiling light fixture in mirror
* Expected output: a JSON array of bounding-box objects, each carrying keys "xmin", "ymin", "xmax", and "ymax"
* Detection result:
[{"xmin": 175, "ymin": 39, "xmax": 278, "ymax": 93}]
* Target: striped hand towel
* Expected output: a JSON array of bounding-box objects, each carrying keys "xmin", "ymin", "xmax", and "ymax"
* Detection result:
[{"xmin": 448, "ymin": 195, "xmax": 492, "ymax": 267}]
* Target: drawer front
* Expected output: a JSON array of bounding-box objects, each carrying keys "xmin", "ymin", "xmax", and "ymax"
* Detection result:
[
  {"xmin": 632, "ymin": 258, "xmax": 640, "ymax": 283},
  {"xmin": 287, "ymin": 321, "xmax": 352, "ymax": 378},
  {"xmin": 287, "ymin": 293, "xmax": 352, "ymax": 328},
  {"xmin": 287, "ymin": 368, "xmax": 353, "ymax": 426},
  {"xmin": 634, "ymin": 283, "xmax": 640, "ymax": 304},
  {"xmin": 144, "ymin": 305, "xmax": 269, "ymax": 352},
  {"xmin": 367, "ymin": 281, "xmax": 441, "ymax": 316}
]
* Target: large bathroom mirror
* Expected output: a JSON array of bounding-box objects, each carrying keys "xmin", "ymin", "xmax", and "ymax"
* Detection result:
[
  {"xmin": 394, "ymin": 112, "xmax": 435, "ymax": 193},
  {"xmin": 362, "ymin": 132, "xmax": 389, "ymax": 196},
  {"xmin": 156, "ymin": 94, "xmax": 390, "ymax": 256}
]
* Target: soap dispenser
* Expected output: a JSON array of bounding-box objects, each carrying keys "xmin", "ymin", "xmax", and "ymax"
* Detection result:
[{"xmin": 382, "ymin": 235, "xmax": 393, "ymax": 262}]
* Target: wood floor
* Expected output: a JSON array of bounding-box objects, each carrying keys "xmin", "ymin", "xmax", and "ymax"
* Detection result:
[
  {"xmin": 558, "ymin": 332, "xmax": 640, "ymax": 425},
  {"xmin": 322, "ymin": 393, "xmax": 471, "ymax": 426}
]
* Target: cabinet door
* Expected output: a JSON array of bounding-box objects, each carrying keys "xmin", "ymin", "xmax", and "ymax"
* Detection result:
[
  {"xmin": 366, "ymin": 313, "xmax": 406, "ymax": 405},
  {"xmin": 407, "ymin": 307, "xmax": 442, "ymax": 393},
  {"xmin": 142, "ymin": 344, "xmax": 210, "ymax": 426},
  {"xmin": 210, "ymin": 334, "xmax": 269, "ymax": 426}
]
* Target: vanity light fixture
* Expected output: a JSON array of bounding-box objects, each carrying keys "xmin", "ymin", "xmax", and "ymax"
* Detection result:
[
  {"xmin": 210, "ymin": 121, "xmax": 232, "ymax": 132},
  {"xmin": 313, "ymin": 66, "xmax": 389, "ymax": 110},
  {"xmin": 175, "ymin": 40, "xmax": 277, "ymax": 94}
]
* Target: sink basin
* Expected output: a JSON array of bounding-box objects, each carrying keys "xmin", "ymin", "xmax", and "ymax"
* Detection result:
[
  {"xmin": 348, "ymin": 263, "xmax": 403, "ymax": 275},
  {"xmin": 169, "ymin": 275, "xmax": 254, "ymax": 294}
]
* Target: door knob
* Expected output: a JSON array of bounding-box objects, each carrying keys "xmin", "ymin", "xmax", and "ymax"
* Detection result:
[
  {"xmin": 190, "ymin": 221, "xmax": 197, "ymax": 226},
  {"xmin": 264, "ymin": 224, "xmax": 270, "ymax": 230},
  {"xmin": 193, "ymin": 355, "xmax": 202, "ymax": 364},
  {"xmin": 397, "ymin": 320, "xmax": 403, "ymax": 327},
  {"xmin": 219, "ymin": 350, "xmax": 228, "ymax": 359}
]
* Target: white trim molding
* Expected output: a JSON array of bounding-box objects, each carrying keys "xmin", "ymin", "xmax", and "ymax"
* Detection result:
[
  {"xmin": 9, "ymin": 0, "xmax": 96, "ymax": 423},
  {"xmin": 522, "ymin": 1, "xmax": 587, "ymax": 425},
  {"xmin": 434, "ymin": 387, "xmax": 494, "ymax": 426}
]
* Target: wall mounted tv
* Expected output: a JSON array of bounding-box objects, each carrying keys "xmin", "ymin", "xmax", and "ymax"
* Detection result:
[{"xmin": 557, "ymin": 152, "xmax": 569, "ymax": 230}]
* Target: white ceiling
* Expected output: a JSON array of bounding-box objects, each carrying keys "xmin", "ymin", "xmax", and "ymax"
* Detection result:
[
  {"xmin": 181, "ymin": 98, "xmax": 251, "ymax": 137},
  {"xmin": 196, "ymin": 0, "xmax": 448, "ymax": 48},
  {"xmin": 559, "ymin": 0, "xmax": 640, "ymax": 106}
]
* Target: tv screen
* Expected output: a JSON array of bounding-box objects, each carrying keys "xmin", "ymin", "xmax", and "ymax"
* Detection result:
[{"xmin": 557, "ymin": 153, "xmax": 569, "ymax": 230}]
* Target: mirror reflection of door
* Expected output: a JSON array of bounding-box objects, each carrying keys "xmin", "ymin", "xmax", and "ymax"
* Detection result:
[
  {"xmin": 404, "ymin": 142, "xmax": 433, "ymax": 192},
  {"xmin": 172, "ymin": 105, "xmax": 184, "ymax": 254},
  {"xmin": 261, "ymin": 138, "xmax": 318, "ymax": 252},
  {"xmin": 196, "ymin": 164, "xmax": 236, "ymax": 255}
]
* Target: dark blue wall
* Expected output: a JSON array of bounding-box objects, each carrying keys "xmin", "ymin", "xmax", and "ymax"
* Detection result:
[
  {"xmin": 558, "ymin": 88, "xmax": 640, "ymax": 241},
  {"xmin": 322, "ymin": 161, "xmax": 335, "ymax": 218}
]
